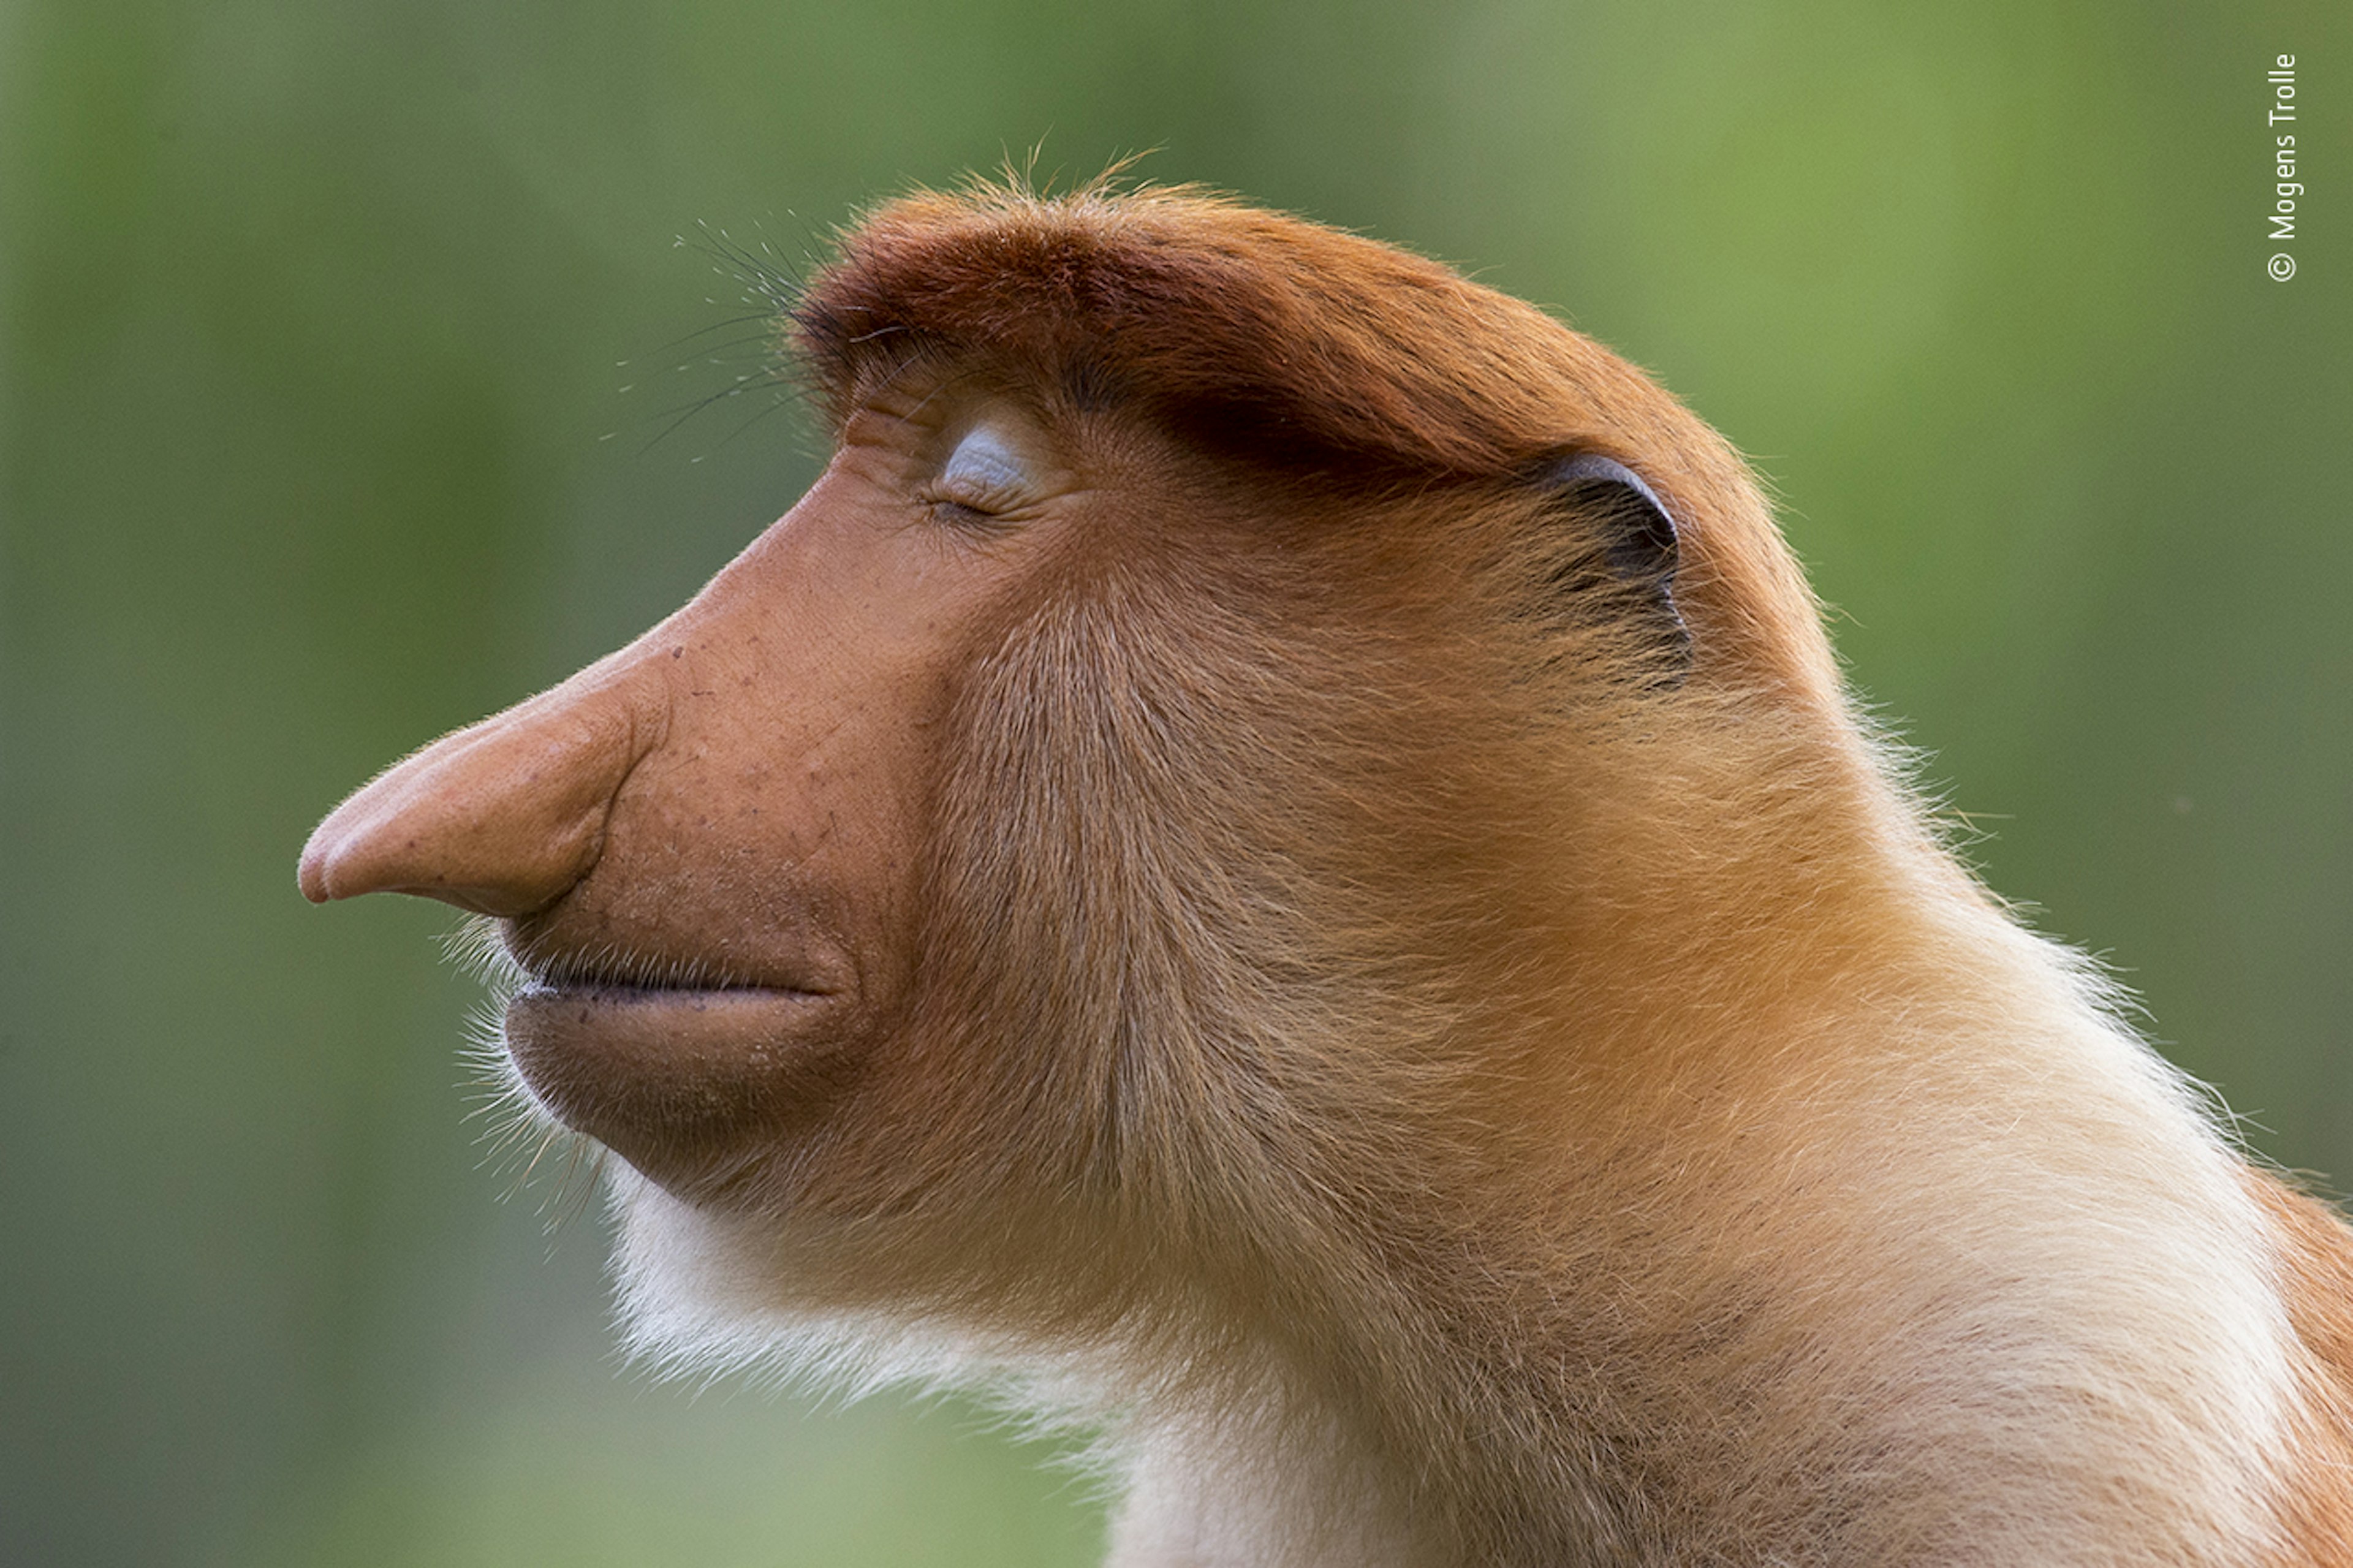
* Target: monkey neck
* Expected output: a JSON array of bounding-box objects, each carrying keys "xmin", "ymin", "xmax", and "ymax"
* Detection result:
[{"xmin": 1126, "ymin": 697, "xmax": 2249, "ymax": 1564}]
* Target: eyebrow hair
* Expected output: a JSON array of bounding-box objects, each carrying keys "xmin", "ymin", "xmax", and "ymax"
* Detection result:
[{"xmin": 791, "ymin": 178, "xmax": 1662, "ymax": 484}]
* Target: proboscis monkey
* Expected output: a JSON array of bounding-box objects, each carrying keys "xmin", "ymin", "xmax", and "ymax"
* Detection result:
[{"xmin": 298, "ymin": 181, "xmax": 2353, "ymax": 1566}]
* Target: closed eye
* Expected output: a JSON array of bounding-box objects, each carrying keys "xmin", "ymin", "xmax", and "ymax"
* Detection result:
[
  {"xmin": 941, "ymin": 422, "xmax": 1028, "ymax": 491},
  {"xmin": 925, "ymin": 420, "xmax": 1036, "ymax": 523},
  {"xmin": 924, "ymin": 495, "xmax": 1007, "ymax": 530}
]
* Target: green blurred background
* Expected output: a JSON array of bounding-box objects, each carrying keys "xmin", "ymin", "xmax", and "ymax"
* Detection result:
[{"xmin": 2, "ymin": 1, "xmax": 2345, "ymax": 1562}]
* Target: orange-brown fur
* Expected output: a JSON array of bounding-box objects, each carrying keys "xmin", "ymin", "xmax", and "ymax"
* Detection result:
[
  {"xmin": 2251, "ymin": 1173, "xmax": 2353, "ymax": 1562},
  {"xmin": 301, "ymin": 180, "xmax": 2353, "ymax": 1566}
]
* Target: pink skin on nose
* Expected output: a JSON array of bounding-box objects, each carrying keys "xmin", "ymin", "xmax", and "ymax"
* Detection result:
[{"xmin": 297, "ymin": 661, "xmax": 665, "ymax": 917}]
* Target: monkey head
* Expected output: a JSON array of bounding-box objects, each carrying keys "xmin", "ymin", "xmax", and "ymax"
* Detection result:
[{"xmin": 298, "ymin": 182, "xmax": 1837, "ymax": 1366}]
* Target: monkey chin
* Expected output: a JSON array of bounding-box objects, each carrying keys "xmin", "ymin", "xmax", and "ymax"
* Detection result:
[{"xmin": 502, "ymin": 982, "xmax": 856, "ymax": 1202}]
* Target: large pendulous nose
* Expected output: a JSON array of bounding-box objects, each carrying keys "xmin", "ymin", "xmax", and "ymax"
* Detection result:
[{"xmin": 298, "ymin": 662, "xmax": 666, "ymax": 917}]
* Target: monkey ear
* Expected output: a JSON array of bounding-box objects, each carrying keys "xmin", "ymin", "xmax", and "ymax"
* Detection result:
[{"xmin": 1537, "ymin": 453, "xmax": 1691, "ymax": 675}]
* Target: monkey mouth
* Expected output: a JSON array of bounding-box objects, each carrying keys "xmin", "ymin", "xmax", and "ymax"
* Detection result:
[
  {"xmin": 509, "ymin": 974, "xmax": 838, "ymax": 1020},
  {"xmin": 499, "ymin": 963, "xmax": 857, "ymax": 1186},
  {"xmin": 512, "ymin": 969, "xmax": 836, "ymax": 1004}
]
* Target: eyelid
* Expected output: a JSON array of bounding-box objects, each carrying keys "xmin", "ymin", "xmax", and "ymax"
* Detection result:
[{"xmin": 933, "ymin": 423, "xmax": 1034, "ymax": 511}]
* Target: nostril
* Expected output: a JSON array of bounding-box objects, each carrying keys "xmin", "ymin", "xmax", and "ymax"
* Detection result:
[{"xmin": 295, "ymin": 838, "xmax": 336, "ymax": 904}]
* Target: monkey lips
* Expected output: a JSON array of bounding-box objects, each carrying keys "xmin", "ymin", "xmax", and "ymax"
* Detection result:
[{"xmin": 502, "ymin": 975, "xmax": 857, "ymax": 1191}]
